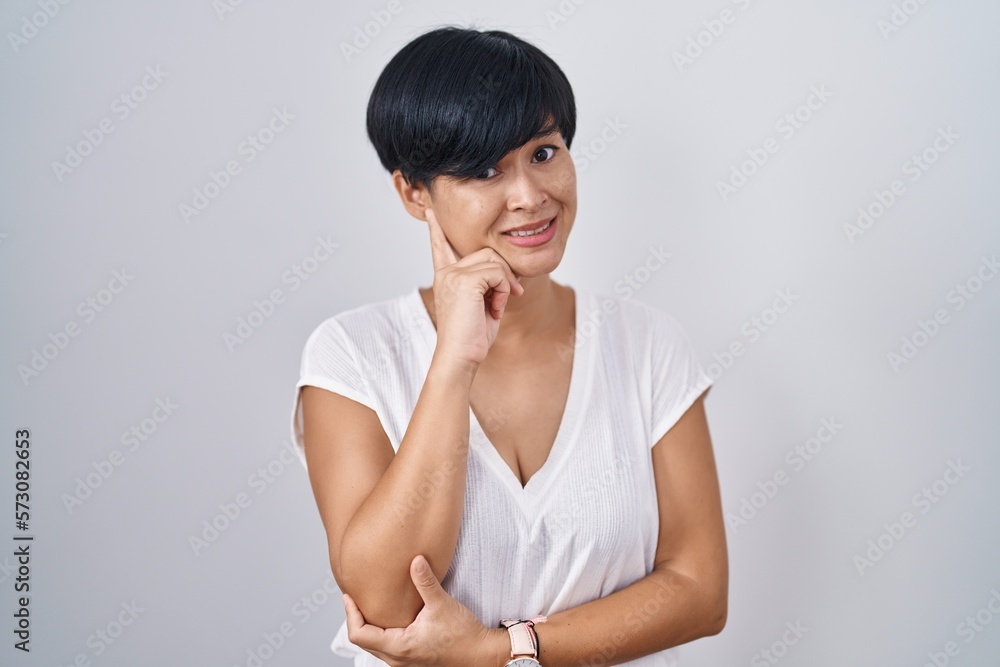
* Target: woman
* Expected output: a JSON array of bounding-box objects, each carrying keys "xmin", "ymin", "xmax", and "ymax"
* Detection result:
[{"xmin": 289, "ymin": 26, "xmax": 728, "ymax": 666}]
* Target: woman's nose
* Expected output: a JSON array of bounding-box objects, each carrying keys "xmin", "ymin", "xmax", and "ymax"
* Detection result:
[{"xmin": 505, "ymin": 169, "xmax": 548, "ymax": 212}]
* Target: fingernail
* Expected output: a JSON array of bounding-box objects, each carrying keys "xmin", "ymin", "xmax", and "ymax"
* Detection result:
[{"xmin": 415, "ymin": 555, "xmax": 428, "ymax": 572}]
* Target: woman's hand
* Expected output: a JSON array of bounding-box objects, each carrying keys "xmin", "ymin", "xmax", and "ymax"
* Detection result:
[
  {"xmin": 342, "ymin": 554, "xmax": 504, "ymax": 667},
  {"xmin": 425, "ymin": 208, "xmax": 524, "ymax": 368}
]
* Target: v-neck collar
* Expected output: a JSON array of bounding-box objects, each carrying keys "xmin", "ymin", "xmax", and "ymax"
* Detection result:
[{"xmin": 404, "ymin": 284, "xmax": 596, "ymax": 514}]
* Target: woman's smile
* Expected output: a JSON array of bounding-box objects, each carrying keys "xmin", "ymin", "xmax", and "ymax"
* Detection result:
[{"xmin": 501, "ymin": 214, "xmax": 558, "ymax": 247}]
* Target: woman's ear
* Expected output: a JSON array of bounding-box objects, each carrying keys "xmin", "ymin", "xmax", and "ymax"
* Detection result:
[{"xmin": 392, "ymin": 170, "xmax": 432, "ymax": 222}]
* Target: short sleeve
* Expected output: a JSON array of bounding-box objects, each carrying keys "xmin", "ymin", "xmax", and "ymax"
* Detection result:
[
  {"xmin": 647, "ymin": 307, "xmax": 713, "ymax": 448},
  {"xmin": 289, "ymin": 317, "xmax": 376, "ymax": 470}
]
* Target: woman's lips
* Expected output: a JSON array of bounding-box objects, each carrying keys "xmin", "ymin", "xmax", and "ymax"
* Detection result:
[{"xmin": 501, "ymin": 216, "xmax": 557, "ymax": 247}]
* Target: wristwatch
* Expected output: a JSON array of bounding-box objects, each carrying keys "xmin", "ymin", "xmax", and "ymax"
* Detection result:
[{"xmin": 499, "ymin": 618, "xmax": 543, "ymax": 666}]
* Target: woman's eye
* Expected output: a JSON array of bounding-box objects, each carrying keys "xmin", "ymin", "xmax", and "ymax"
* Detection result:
[
  {"xmin": 474, "ymin": 166, "xmax": 498, "ymax": 180},
  {"xmin": 534, "ymin": 146, "xmax": 557, "ymax": 162},
  {"xmin": 472, "ymin": 146, "xmax": 557, "ymax": 180}
]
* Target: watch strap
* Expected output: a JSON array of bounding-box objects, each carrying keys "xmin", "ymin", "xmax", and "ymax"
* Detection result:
[
  {"xmin": 500, "ymin": 616, "xmax": 547, "ymax": 659},
  {"xmin": 500, "ymin": 618, "xmax": 537, "ymax": 657}
]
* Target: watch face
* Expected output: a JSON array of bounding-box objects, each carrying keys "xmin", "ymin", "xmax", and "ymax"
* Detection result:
[{"xmin": 506, "ymin": 660, "xmax": 541, "ymax": 667}]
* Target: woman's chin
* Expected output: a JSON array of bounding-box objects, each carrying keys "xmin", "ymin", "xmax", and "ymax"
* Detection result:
[
  {"xmin": 510, "ymin": 257, "xmax": 563, "ymax": 281},
  {"xmin": 491, "ymin": 240, "xmax": 566, "ymax": 280}
]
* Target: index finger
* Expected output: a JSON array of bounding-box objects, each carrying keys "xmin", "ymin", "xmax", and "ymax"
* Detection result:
[
  {"xmin": 425, "ymin": 208, "xmax": 460, "ymax": 272},
  {"xmin": 343, "ymin": 593, "xmax": 387, "ymax": 649}
]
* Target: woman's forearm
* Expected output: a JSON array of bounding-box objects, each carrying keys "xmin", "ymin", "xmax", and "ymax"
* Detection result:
[
  {"xmin": 338, "ymin": 350, "xmax": 478, "ymax": 629},
  {"xmin": 487, "ymin": 567, "xmax": 726, "ymax": 667}
]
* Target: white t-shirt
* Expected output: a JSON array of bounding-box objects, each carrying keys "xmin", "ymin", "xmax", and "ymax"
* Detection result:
[{"xmin": 289, "ymin": 285, "xmax": 713, "ymax": 666}]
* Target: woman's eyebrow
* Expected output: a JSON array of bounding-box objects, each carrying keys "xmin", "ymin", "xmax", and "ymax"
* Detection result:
[{"xmin": 524, "ymin": 125, "xmax": 560, "ymax": 141}]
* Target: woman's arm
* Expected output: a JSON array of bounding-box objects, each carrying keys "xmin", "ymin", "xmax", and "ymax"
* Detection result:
[
  {"xmin": 302, "ymin": 350, "xmax": 479, "ymax": 630},
  {"xmin": 487, "ymin": 394, "xmax": 728, "ymax": 666}
]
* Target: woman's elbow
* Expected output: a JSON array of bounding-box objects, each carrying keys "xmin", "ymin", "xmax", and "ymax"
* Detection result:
[
  {"xmin": 337, "ymin": 552, "xmax": 423, "ymax": 629},
  {"xmin": 706, "ymin": 601, "xmax": 728, "ymax": 636},
  {"xmin": 703, "ymin": 586, "xmax": 728, "ymax": 636}
]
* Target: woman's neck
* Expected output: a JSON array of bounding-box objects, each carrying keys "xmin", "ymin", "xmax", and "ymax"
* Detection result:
[
  {"xmin": 420, "ymin": 276, "xmax": 572, "ymax": 348},
  {"xmin": 492, "ymin": 276, "xmax": 568, "ymax": 346}
]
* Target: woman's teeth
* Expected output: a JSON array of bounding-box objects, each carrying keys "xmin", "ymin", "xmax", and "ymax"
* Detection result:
[{"xmin": 507, "ymin": 219, "xmax": 552, "ymax": 237}]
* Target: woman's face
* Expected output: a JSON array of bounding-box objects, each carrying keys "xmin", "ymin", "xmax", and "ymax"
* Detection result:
[{"xmin": 410, "ymin": 129, "xmax": 577, "ymax": 279}]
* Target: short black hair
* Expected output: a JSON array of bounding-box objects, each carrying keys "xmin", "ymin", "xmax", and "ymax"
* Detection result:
[{"xmin": 366, "ymin": 25, "xmax": 577, "ymax": 191}]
